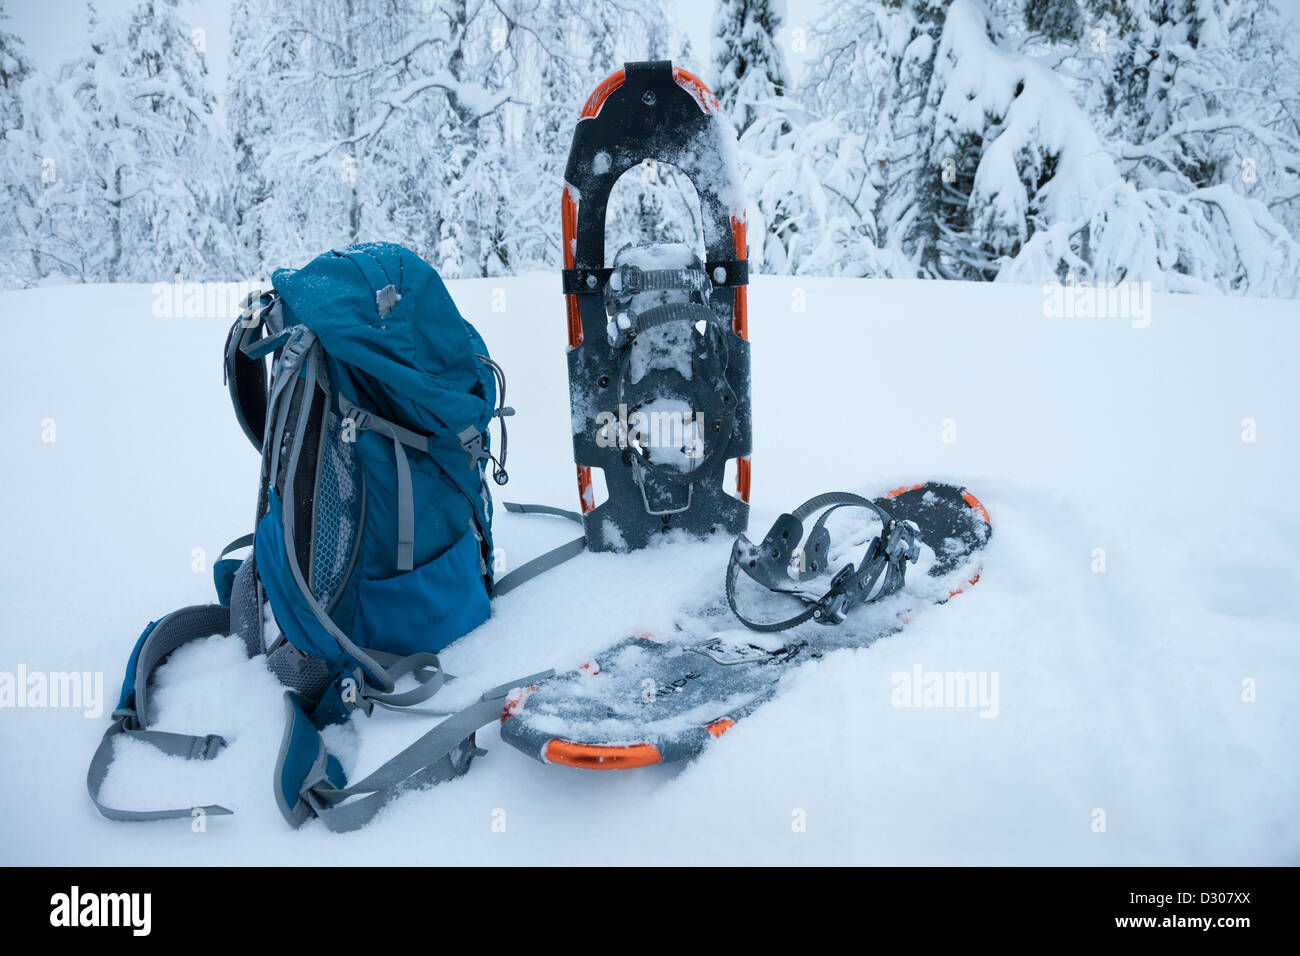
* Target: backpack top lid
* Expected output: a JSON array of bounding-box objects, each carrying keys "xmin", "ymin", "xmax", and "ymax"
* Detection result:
[{"xmin": 272, "ymin": 242, "xmax": 494, "ymax": 437}]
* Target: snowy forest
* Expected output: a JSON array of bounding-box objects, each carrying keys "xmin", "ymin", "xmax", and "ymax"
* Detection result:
[{"xmin": 2, "ymin": 0, "xmax": 1299, "ymax": 296}]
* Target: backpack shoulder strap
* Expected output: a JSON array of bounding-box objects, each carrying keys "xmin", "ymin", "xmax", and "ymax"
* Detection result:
[{"xmin": 224, "ymin": 290, "xmax": 286, "ymax": 452}]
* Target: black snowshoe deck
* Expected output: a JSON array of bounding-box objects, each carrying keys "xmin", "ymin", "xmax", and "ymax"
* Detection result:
[
  {"xmin": 562, "ymin": 60, "xmax": 753, "ymax": 551},
  {"xmin": 500, "ymin": 482, "xmax": 992, "ymax": 768}
]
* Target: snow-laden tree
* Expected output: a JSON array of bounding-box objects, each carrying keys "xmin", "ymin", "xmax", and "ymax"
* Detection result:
[
  {"xmin": 226, "ymin": 0, "xmax": 293, "ymax": 278},
  {"xmin": 1006, "ymin": 0, "xmax": 1300, "ymax": 293},
  {"xmin": 869, "ymin": 0, "xmax": 1300, "ymax": 293},
  {"xmin": 710, "ymin": 0, "xmax": 791, "ymax": 136},
  {"xmin": 723, "ymin": 0, "xmax": 911, "ymax": 276},
  {"xmin": 116, "ymin": 0, "xmax": 239, "ymax": 280},
  {"xmin": 877, "ymin": 0, "xmax": 955, "ymax": 276},
  {"xmin": 15, "ymin": 0, "xmax": 238, "ymax": 283},
  {"xmin": 917, "ymin": 0, "xmax": 1121, "ymax": 277},
  {"xmin": 1022, "ymin": 0, "xmax": 1085, "ymax": 42},
  {"xmin": 1089, "ymin": 0, "xmax": 1296, "ymax": 191},
  {"xmin": 745, "ymin": 0, "xmax": 953, "ymax": 277},
  {"xmin": 0, "ymin": 3, "xmax": 28, "ymax": 137},
  {"xmin": 234, "ymin": 0, "xmax": 674, "ymax": 278},
  {"xmin": 0, "ymin": 6, "xmax": 39, "ymax": 285}
]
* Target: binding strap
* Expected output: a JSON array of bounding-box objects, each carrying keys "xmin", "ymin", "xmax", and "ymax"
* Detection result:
[
  {"xmin": 609, "ymin": 264, "xmax": 712, "ymax": 298},
  {"xmin": 725, "ymin": 492, "xmax": 921, "ymax": 632},
  {"xmin": 564, "ymin": 259, "xmax": 747, "ymax": 295}
]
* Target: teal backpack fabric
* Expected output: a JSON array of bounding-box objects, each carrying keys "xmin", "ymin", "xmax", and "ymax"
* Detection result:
[
  {"xmin": 249, "ymin": 243, "xmax": 498, "ymax": 679},
  {"xmin": 87, "ymin": 243, "xmax": 550, "ymax": 833}
]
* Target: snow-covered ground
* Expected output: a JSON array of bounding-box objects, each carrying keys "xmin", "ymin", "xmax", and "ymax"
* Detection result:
[{"xmin": 2, "ymin": 274, "xmax": 1297, "ymax": 865}]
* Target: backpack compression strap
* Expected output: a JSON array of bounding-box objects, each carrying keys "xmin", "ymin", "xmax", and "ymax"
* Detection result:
[
  {"xmin": 276, "ymin": 667, "xmax": 554, "ymax": 832},
  {"xmin": 87, "ymin": 604, "xmax": 259, "ymax": 822},
  {"xmin": 491, "ymin": 502, "xmax": 587, "ymax": 597}
]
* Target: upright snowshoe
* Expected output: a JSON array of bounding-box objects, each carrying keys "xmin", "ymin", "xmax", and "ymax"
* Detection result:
[{"xmin": 561, "ymin": 60, "xmax": 752, "ymax": 551}]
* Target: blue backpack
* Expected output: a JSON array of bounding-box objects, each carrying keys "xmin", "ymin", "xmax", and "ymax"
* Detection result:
[{"xmin": 87, "ymin": 244, "xmax": 553, "ymax": 831}]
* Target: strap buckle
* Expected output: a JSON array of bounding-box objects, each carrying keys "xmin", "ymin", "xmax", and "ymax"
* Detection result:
[
  {"xmin": 343, "ymin": 667, "xmax": 375, "ymax": 718},
  {"xmin": 811, "ymin": 567, "xmax": 855, "ymax": 625},
  {"xmin": 811, "ymin": 592, "xmax": 848, "ymax": 625},
  {"xmin": 458, "ymin": 427, "xmax": 487, "ymax": 469},
  {"xmin": 191, "ymin": 734, "xmax": 227, "ymax": 760}
]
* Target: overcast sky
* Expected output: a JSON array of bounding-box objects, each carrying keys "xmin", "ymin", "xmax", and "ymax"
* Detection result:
[{"xmin": 7, "ymin": 0, "xmax": 1299, "ymax": 96}]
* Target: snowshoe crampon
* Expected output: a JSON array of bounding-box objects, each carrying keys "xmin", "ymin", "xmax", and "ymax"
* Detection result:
[
  {"xmin": 500, "ymin": 482, "xmax": 992, "ymax": 769},
  {"xmin": 561, "ymin": 60, "xmax": 753, "ymax": 551}
]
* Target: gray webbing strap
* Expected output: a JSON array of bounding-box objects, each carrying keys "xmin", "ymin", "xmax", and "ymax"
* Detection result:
[
  {"xmin": 493, "ymin": 502, "xmax": 587, "ymax": 597},
  {"xmin": 502, "ymin": 501, "xmax": 584, "ymax": 524},
  {"xmin": 354, "ymin": 651, "xmax": 447, "ymax": 711},
  {"xmin": 219, "ymin": 533, "xmax": 255, "ymax": 561},
  {"xmin": 289, "ymin": 668, "xmax": 554, "ymax": 832},
  {"xmin": 87, "ymin": 604, "xmax": 241, "ymax": 822},
  {"xmin": 493, "ymin": 536, "xmax": 587, "ymax": 597},
  {"xmin": 277, "ymin": 419, "xmax": 419, "ymax": 695},
  {"xmin": 88, "ymin": 719, "xmax": 231, "ymax": 822},
  {"xmin": 241, "ymin": 327, "xmax": 293, "ymax": 360},
  {"xmin": 340, "ymin": 399, "xmax": 429, "ymax": 571},
  {"xmin": 264, "ymin": 327, "xmax": 317, "ymax": 485}
]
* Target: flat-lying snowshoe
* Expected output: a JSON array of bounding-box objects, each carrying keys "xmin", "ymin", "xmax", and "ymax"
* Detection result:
[{"xmin": 499, "ymin": 482, "xmax": 991, "ymax": 768}]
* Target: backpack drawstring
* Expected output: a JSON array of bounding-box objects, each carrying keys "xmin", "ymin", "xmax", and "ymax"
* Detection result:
[{"xmin": 477, "ymin": 353, "xmax": 512, "ymax": 485}]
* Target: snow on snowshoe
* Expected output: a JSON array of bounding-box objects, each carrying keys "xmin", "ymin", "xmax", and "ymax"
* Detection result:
[
  {"xmin": 499, "ymin": 482, "xmax": 991, "ymax": 768},
  {"xmin": 560, "ymin": 60, "xmax": 752, "ymax": 551}
]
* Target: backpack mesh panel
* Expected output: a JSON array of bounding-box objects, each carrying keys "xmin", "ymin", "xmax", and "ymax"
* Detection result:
[
  {"xmin": 312, "ymin": 409, "xmax": 361, "ymax": 605},
  {"xmin": 266, "ymin": 640, "xmax": 333, "ymax": 702},
  {"xmin": 230, "ymin": 554, "xmax": 265, "ymax": 655},
  {"xmin": 290, "ymin": 386, "xmax": 325, "ymax": 582}
]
